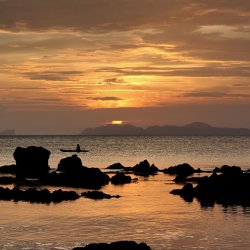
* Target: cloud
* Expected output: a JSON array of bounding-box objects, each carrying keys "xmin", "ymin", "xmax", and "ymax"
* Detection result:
[
  {"xmin": 90, "ymin": 97, "xmax": 123, "ymax": 101},
  {"xmin": 181, "ymin": 91, "xmax": 250, "ymax": 98},
  {"xmin": 23, "ymin": 70, "xmax": 83, "ymax": 81}
]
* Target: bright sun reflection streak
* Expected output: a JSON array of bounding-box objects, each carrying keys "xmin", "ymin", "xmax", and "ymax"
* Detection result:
[{"xmin": 111, "ymin": 120, "xmax": 123, "ymax": 125}]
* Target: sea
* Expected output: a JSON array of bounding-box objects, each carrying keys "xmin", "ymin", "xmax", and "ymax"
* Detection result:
[{"xmin": 0, "ymin": 135, "xmax": 250, "ymax": 250}]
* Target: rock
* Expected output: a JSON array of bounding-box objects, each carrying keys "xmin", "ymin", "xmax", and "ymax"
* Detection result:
[
  {"xmin": 13, "ymin": 146, "xmax": 50, "ymax": 179},
  {"xmin": 170, "ymin": 166, "xmax": 250, "ymax": 207},
  {"xmin": 131, "ymin": 160, "xmax": 158, "ymax": 175},
  {"xmin": 0, "ymin": 176, "xmax": 15, "ymax": 185},
  {"xmin": 72, "ymin": 241, "xmax": 152, "ymax": 250},
  {"xmin": 81, "ymin": 191, "xmax": 120, "ymax": 200},
  {"xmin": 57, "ymin": 154, "xmax": 83, "ymax": 173},
  {"xmin": 163, "ymin": 163, "xmax": 198, "ymax": 177},
  {"xmin": 111, "ymin": 173, "xmax": 132, "ymax": 185},
  {"xmin": 0, "ymin": 186, "xmax": 80, "ymax": 203},
  {"xmin": 0, "ymin": 164, "xmax": 16, "ymax": 175},
  {"xmin": 106, "ymin": 163, "xmax": 125, "ymax": 170},
  {"xmin": 44, "ymin": 155, "xmax": 110, "ymax": 189},
  {"xmin": 213, "ymin": 165, "xmax": 242, "ymax": 175}
]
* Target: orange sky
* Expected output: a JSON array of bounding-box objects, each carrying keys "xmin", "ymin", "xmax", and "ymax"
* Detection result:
[{"xmin": 1, "ymin": 0, "xmax": 250, "ymax": 134}]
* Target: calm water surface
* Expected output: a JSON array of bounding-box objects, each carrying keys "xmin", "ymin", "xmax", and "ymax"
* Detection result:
[{"xmin": 0, "ymin": 136, "xmax": 250, "ymax": 249}]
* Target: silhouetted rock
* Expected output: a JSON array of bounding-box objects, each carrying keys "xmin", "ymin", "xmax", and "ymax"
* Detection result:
[
  {"xmin": 82, "ymin": 191, "xmax": 120, "ymax": 200},
  {"xmin": 57, "ymin": 154, "xmax": 83, "ymax": 173},
  {"xmin": 0, "ymin": 176, "xmax": 15, "ymax": 185},
  {"xmin": 163, "ymin": 163, "xmax": 199, "ymax": 177},
  {"xmin": 131, "ymin": 160, "xmax": 158, "ymax": 175},
  {"xmin": 0, "ymin": 186, "xmax": 80, "ymax": 203},
  {"xmin": 110, "ymin": 173, "xmax": 132, "ymax": 185},
  {"xmin": 72, "ymin": 241, "xmax": 152, "ymax": 250},
  {"xmin": 14, "ymin": 146, "xmax": 50, "ymax": 179},
  {"xmin": 44, "ymin": 155, "xmax": 110, "ymax": 189},
  {"xmin": 106, "ymin": 163, "xmax": 125, "ymax": 170},
  {"xmin": 111, "ymin": 172, "xmax": 132, "ymax": 185},
  {"xmin": 171, "ymin": 166, "xmax": 250, "ymax": 207},
  {"xmin": 213, "ymin": 165, "xmax": 242, "ymax": 175},
  {"xmin": 0, "ymin": 164, "xmax": 16, "ymax": 175}
]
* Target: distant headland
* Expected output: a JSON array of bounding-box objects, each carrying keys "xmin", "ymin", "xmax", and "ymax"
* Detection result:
[
  {"xmin": 0, "ymin": 129, "xmax": 15, "ymax": 135},
  {"xmin": 81, "ymin": 122, "xmax": 250, "ymax": 136}
]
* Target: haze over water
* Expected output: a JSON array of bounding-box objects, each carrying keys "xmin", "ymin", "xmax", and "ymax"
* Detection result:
[{"xmin": 1, "ymin": 135, "xmax": 250, "ymax": 249}]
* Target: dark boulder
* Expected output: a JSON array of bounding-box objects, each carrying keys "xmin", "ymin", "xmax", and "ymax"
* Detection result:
[
  {"xmin": 13, "ymin": 146, "xmax": 50, "ymax": 179},
  {"xmin": 213, "ymin": 165, "xmax": 242, "ymax": 175},
  {"xmin": 131, "ymin": 160, "xmax": 158, "ymax": 175},
  {"xmin": 72, "ymin": 241, "xmax": 152, "ymax": 250},
  {"xmin": 81, "ymin": 191, "xmax": 120, "ymax": 200},
  {"xmin": 45, "ymin": 155, "xmax": 110, "ymax": 189},
  {"xmin": 111, "ymin": 173, "xmax": 132, "ymax": 185},
  {"xmin": 0, "ymin": 176, "xmax": 15, "ymax": 185},
  {"xmin": 163, "ymin": 163, "xmax": 198, "ymax": 177},
  {"xmin": 0, "ymin": 164, "xmax": 16, "ymax": 175},
  {"xmin": 57, "ymin": 154, "xmax": 83, "ymax": 173},
  {"xmin": 106, "ymin": 163, "xmax": 125, "ymax": 170}
]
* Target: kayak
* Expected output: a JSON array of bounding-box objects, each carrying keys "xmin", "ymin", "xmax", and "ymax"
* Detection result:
[{"xmin": 60, "ymin": 149, "xmax": 89, "ymax": 153}]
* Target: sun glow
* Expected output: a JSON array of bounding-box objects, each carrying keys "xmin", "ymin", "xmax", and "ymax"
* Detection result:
[{"xmin": 111, "ymin": 120, "xmax": 123, "ymax": 125}]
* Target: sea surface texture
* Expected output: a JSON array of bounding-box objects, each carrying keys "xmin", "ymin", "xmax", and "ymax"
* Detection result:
[{"xmin": 0, "ymin": 135, "xmax": 250, "ymax": 250}]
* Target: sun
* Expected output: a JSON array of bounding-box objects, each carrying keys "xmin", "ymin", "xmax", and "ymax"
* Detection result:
[{"xmin": 111, "ymin": 120, "xmax": 123, "ymax": 125}]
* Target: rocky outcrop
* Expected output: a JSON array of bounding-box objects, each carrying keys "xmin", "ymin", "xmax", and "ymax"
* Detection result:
[
  {"xmin": 0, "ymin": 186, "xmax": 80, "ymax": 203},
  {"xmin": 81, "ymin": 191, "xmax": 120, "ymax": 200},
  {"xmin": 72, "ymin": 241, "xmax": 152, "ymax": 250},
  {"xmin": 0, "ymin": 164, "xmax": 16, "ymax": 175},
  {"xmin": 45, "ymin": 154, "xmax": 110, "ymax": 189},
  {"xmin": 14, "ymin": 146, "xmax": 50, "ymax": 179},
  {"xmin": 130, "ymin": 160, "xmax": 158, "ymax": 176},
  {"xmin": 106, "ymin": 163, "xmax": 125, "ymax": 170},
  {"xmin": 170, "ymin": 166, "xmax": 250, "ymax": 207},
  {"xmin": 111, "ymin": 173, "xmax": 132, "ymax": 185},
  {"xmin": 163, "ymin": 163, "xmax": 201, "ymax": 177},
  {"xmin": 0, "ymin": 176, "xmax": 15, "ymax": 185}
]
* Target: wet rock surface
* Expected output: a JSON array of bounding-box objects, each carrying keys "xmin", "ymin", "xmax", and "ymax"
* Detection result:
[{"xmin": 72, "ymin": 241, "xmax": 152, "ymax": 250}]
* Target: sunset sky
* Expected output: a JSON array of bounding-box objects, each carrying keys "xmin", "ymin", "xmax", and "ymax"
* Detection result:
[{"xmin": 1, "ymin": 0, "xmax": 250, "ymax": 134}]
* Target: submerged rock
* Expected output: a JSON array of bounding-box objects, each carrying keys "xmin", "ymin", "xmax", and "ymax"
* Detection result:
[
  {"xmin": 14, "ymin": 146, "xmax": 50, "ymax": 179},
  {"xmin": 81, "ymin": 191, "xmax": 120, "ymax": 200},
  {"xmin": 72, "ymin": 241, "xmax": 152, "ymax": 250},
  {"xmin": 111, "ymin": 172, "xmax": 132, "ymax": 185}
]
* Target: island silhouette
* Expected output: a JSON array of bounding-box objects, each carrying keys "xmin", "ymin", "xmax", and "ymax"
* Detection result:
[{"xmin": 81, "ymin": 122, "xmax": 250, "ymax": 136}]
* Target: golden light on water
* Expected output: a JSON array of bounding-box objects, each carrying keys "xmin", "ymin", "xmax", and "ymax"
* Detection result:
[{"xmin": 111, "ymin": 120, "xmax": 123, "ymax": 125}]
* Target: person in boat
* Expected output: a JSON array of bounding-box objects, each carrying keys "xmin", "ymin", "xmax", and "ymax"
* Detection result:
[{"xmin": 76, "ymin": 144, "xmax": 81, "ymax": 152}]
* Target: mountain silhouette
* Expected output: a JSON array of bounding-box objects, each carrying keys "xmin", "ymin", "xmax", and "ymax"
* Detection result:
[{"xmin": 81, "ymin": 122, "xmax": 250, "ymax": 136}]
